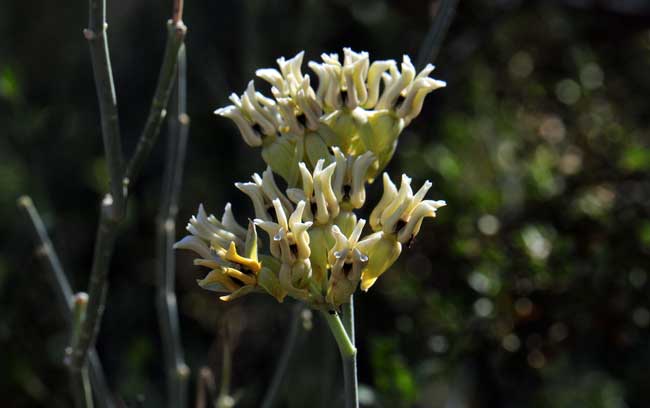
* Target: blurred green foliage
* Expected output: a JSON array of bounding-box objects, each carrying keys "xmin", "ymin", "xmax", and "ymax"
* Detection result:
[{"xmin": 2, "ymin": 0, "xmax": 650, "ymax": 407}]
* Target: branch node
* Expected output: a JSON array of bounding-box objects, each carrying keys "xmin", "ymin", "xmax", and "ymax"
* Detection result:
[
  {"xmin": 16, "ymin": 195, "xmax": 33, "ymax": 208},
  {"xmin": 176, "ymin": 363, "xmax": 191, "ymax": 379},
  {"xmin": 83, "ymin": 29, "xmax": 96, "ymax": 40}
]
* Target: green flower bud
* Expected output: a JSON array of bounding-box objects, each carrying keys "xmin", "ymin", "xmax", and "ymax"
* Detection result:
[
  {"xmin": 304, "ymin": 131, "xmax": 334, "ymax": 169},
  {"xmin": 333, "ymin": 210, "xmax": 357, "ymax": 237},
  {"xmin": 354, "ymin": 109, "xmax": 404, "ymax": 180},
  {"xmin": 308, "ymin": 224, "xmax": 335, "ymax": 286},
  {"xmin": 258, "ymin": 266, "xmax": 287, "ymax": 302},
  {"xmin": 358, "ymin": 233, "xmax": 402, "ymax": 291},
  {"xmin": 261, "ymin": 136, "xmax": 301, "ymax": 187}
]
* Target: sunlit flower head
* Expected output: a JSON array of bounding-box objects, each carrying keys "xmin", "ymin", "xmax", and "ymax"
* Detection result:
[
  {"xmin": 178, "ymin": 47, "xmax": 447, "ymax": 308},
  {"xmin": 215, "ymin": 48, "xmax": 445, "ymax": 184}
]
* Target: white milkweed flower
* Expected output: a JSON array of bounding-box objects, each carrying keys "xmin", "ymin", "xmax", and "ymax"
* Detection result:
[
  {"xmin": 331, "ymin": 147, "xmax": 375, "ymax": 209},
  {"xmin": 174, "ymin": 204, "xmax": 276, "ymax": 301},
  {"xmin": 254, "ymin": 200, "xmax": 315, "ymax": 301},
  {"xmin": 286, "ymin": 159, "xmax": 339, "ymax": 225},
  {"xmin": 325, "ymin": 219, "xmax": 382, "ymax": 306},
  {"xmin": 235, "ymin": 166, "xmax": 294, "ymax": 221},
  {"xmin": 370, "ymin": 173, "xmax": 447, "ymax": 244}
]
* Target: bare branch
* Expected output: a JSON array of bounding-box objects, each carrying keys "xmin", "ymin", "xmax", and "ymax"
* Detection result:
[
  {"xmin": 17, "ymin": 196, "xmax": 114, "ymax": 408},
  {"xmin": 123, "ymin": 19, "xmax": 188, "ymax": 192},
  {"xmin": 157, "ymin": 43, "xmax": 191, "ymax": 408},
  {"xmin": 84, "ymin": 0, "xmax": 125, "ymax": 218},
  {"xmin": 416, "ymin": 0, "xmax": 459, "ymax": 70}
]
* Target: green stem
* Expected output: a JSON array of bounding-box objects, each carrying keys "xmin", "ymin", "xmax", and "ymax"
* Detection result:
[
  {"xmin": 341, "ymin": 296, "xmax": 358, "ymax": 408},
  {"xmin": 70, "ymin": 366, "xmax": 94, "ymax": 408},
  {"xmin": 320, "ymin": 309, "xmax": 358, "ymax": 408}
]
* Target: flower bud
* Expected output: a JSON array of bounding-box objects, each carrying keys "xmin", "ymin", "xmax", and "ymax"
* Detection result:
[{"xmin": 358, "ymin": 233, "xmax": 401, "ymax": 291}]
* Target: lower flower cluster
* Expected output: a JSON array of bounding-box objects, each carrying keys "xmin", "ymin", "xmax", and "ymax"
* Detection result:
[{"xmin": 175, "ymin": 152, "xmax": 445, "ymax": 308}]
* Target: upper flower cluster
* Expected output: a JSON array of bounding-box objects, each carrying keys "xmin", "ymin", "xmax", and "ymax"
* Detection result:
[
  {"xmin": 215, "ymin": 48, "xmax": 446, "ymax": 185},
  {"xmin": 176, "ymin": 49, "xmax": 446, "ymax": 309}
]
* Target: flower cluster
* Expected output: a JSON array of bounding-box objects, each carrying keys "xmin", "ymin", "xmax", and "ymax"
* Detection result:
[{"xmin": 176, "ymin": 49, "xmax": 446, "ymax": 309}]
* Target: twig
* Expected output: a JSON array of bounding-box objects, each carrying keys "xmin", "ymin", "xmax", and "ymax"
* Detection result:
[
  {"xmin": 217, "ymin": 340, "xmax": 233, "ymax": 408},
  {"xmin": 173, "ymin": 0, "xmax": 185, "ymax": 24},
  {"xmin": 320, "ymin": 309, "xmax": 358, "ymax": 408},
  {"xmin": 260, "ymin": 303, "xmax": 304, "ymax": 408},
  {"xmin": 69, "ymin": 293, "xmax": 94, "ymax": 408},
  {"xmin": 195, "ymin": 367, "xmax": 218, "ymax": 408},
  {"xmin": 416, "ymin": 0, "xmax": 459, "ymax": 70},
  {"xmin": 69, "ymin": 196, "xmax": 120, "ymax": 372},
  {"xmin": 83, "ymin": 0, "xmax": 125, "ymax": 218},
  {"xmin": 341, "ymin": 297, "xmax": 358, "ymax": 408},
  {"xmin": 123, "ymin": 17, "xmax": 187, "ymax": 192},
  {"xmin": 156, "ymin": 44, "xmax": 190, "ymax": 408},
  {"xmin": 70, "ymin": 0, "xmax": 188, "ymax": 374},
  {"xmin": 17, "ymin": 196, "xmax": 113, "ymax": 408}
]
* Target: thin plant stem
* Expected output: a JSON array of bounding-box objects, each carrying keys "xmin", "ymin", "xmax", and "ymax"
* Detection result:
[
  {"xmin": 156, "ymin": 44, "xmax": 190, "ymax": 408},
  {"xmin": 69, "ymin": 293, "xmax": 94, "ymax": 408},
  {"xmin": 69, "ymin": 196, "xmax": 119, "ymax": 372},
  {"xmin": 215, "ymin": 338, "xmax": 235, "ymax": 408},
  {"xmin": 416, "ymin": 0, "xmax": 459, "ymax": 70},
  {"xmin": 341, "ymin": 296, "xmax": 358, "ymax": 408},
  {"xmin": 70, "ymin": 0, "xmax": 188, "ymax": 374},
  {"xmin": 17, "ymin": 196, "xmax": 113, "ymax": 408},
  {"xmin": 320, "ymin": 309, "xmax": 358, "ymax": 408},
  {"xmin": 260, "ymin": 303, "xmax": 304, "ymax": 408},
  {"xmin": 83, "ymin": 0, "xmax": 125, "ymax": 218},
  {"xmin": 123, "ymin": 17, "xmax": 187, "ymax": 191},
  {"xmin": 195, "ymin": 367, "xmax": 218, "ymax": 408}
]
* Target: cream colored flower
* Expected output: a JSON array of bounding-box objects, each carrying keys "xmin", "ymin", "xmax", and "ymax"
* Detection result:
[
  {"xmin": 235, "ymin": 166, "xmax": 294, "ymax": 221},
  {"xmin": 331, "ymin": 147, "xmax": 375, "ymax": 209},
  {"xmin": 174, "ymin": 205, "xmax": 271, "ymax": 301},
  {"xmin": 370, "ymin": 173, "xmax": 446, "ymax": 244}
]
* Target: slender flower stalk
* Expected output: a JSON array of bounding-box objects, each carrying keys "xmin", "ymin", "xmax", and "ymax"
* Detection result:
[{"xmin": 340, "ymin": 297, "xmax": 358, "ymax": 408}]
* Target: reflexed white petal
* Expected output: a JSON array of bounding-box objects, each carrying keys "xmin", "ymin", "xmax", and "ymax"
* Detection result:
[
  {"xmin": 370, "ymin": 173, "xmax": 398, "ymax": 231},
  {"xmin": 235, "ymin": 182, "xmax": 269, "ymax": 220},
  {"xmin": 349, "ymin": 151, "xmax": 375, "ymax": 208},
  {"xmin": 173, "ymin": 235, "xmax": 213, "ymax": 260},
  {"xmin": 214, "ymin": 105, "xmax": 262, "ymax": 147},
  {"xmin": 221, "ymin": 203, "xmax": 247, "ymax": 239},
  {"xmin": 261, "ymin": 167, "xmax": 294, "ymax": 213},
  {"xmin": 397, "ymin": 200, "xmax": 443, "ymax": 243}
]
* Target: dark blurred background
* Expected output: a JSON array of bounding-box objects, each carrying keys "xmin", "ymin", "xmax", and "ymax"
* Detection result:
[{"xmin": 2, "ymin": 0, "xmax": 650, "ymax": 407}]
